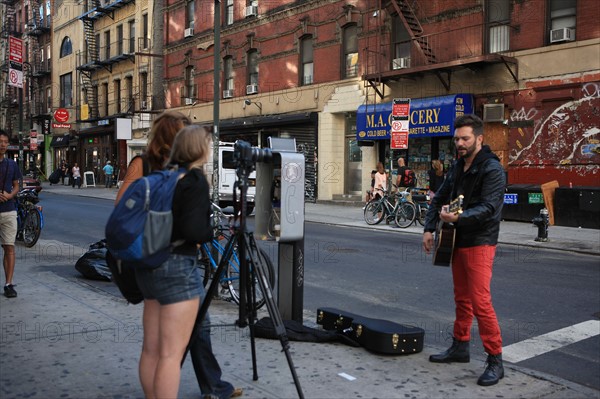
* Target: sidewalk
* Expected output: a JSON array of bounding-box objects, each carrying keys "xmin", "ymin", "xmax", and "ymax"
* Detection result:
[{"xmin": 0, "ymin": 182, "xmax": 597, "ymax": 399}]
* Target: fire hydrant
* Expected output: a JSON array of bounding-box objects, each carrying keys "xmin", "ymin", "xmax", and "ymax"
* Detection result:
[{"xmin": 532, "ymin": 208, "xmax": 549, "ymax": 242}]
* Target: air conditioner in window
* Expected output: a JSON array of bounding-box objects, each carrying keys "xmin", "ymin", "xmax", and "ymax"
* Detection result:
[
  {"xmin": 184, "ymin": 28, "xmax": 194, "ymax": 38},
  {"xmin": 245, "ymin": 5, "xmax": 258, "ymax": 17},
  {"xmin": 47, "ymin": 107, "xmax": 52, "ymax": 114},
  {"xmin": 223, "ymin": 89, "xmax": 234, "ymax": 99},
  {"xmin": 140, "ymin": 100, "xmax": 147, "ymax": 110},
  {"xmin": 550, "ymin": 28, "xmax": 575, "ymax": 43},
  {"xmin": 246, "ymin": 84, "xmax": 258, "ymax": 95},
  {"xmin": 483, "ymin": 103, "xmax": 505, "ymax": 122},
  {"xmin": 392, "ymin": 57, "xmax": 411, "ymax": 70},
  {"xmin": 184, "ymin": 98, "xmax": 194, "ymax": 105}
]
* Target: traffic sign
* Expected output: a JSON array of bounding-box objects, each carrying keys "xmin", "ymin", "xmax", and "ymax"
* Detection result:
[{"xmin": 9, "ymin": 36, "xmax": 23, "ymax": 64}]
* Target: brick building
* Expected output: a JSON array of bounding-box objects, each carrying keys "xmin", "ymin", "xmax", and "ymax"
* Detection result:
[{"xmin": 163, "ymin": 0, "xmax": 599, "ymax": 202}]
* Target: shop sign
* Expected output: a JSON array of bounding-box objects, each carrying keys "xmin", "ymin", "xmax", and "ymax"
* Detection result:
[
  {"xmin": 52, "ymin": 122, "xmax": 71, "ymax": 129},
  {"xmin": 356, "ymin": 94, "xmax": 473, "ymax": 140},
  {"xmin": 528, "ymin": 193, "xmax": 544, "ymax": 204},
  {"xmin": 54, "ymin": 108, "xmax": 69, "ymax": 123},
  {"xmin": 504, "ymin": 193, "xmax": 518, "ymax": 204}
]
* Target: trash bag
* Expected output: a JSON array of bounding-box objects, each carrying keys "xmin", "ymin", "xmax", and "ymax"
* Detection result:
[
  {"xmin": 75, "ymin": 241, "xmax": 111, "ymax": 281},
  {"xmin": 48, "ymin": 169, "xmax": 61, "ymax": 184}
]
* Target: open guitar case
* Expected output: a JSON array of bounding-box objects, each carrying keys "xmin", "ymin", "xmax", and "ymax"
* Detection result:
[{"xmin": 316, "ymin": 307, "xmax": 424, "ymax": 355}]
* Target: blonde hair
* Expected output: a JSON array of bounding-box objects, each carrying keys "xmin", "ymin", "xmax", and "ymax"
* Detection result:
[
  {"xmin": 432, "ymin": 159, "xmax": 444, "ymax": 176},
  {"xmin": 167, "ymin": 125, "xmax": 212, "ymax": 170}
]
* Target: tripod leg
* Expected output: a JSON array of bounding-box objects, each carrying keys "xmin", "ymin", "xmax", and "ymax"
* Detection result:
[{"xmin": 245, "ymin": 234, "xmax": 305, "ymax": 399}]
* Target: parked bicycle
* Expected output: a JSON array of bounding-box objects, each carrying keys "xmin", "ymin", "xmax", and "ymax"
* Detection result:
[
  {"xmin": 16, "ymin": 188, "xmax": 44, "ymax": 247},
  {"xmin": 198, "ymin": 203, "xmax": 275, "ymax": 310},
  {"xmin": 410, "ymin": 189, "xmax": 431, "ymax": 226},
  {"xmin": 364, "ymin": 185, "xmax": 416, "ymax": 228}
]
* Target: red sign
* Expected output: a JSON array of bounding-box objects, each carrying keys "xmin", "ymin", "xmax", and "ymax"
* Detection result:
[
  {"xmin": 9, "ymin": 36, "xmax": 23, "ymax": 63},
  {"xmin": 392, "ymin": 102, "xmax": 410, "ymax": 117},
  {"xmin": 54, "ymin": 108, "xmax": 70, "ymax": 123},
  {"xmin": 52, "ymin": 122, "xmax": 72, "ymax": 129},
  {"xmin": 391, "ymin": 131, "xmax": 409, "ymax": 150}
]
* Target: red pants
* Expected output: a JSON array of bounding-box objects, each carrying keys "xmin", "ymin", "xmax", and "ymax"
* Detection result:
[{"xmin": 452, "ymin": 245, "xmax": 502, "ymax": 355}]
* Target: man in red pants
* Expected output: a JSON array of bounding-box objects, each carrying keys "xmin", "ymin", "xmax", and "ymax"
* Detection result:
[{"xmin": 422, "ymin": 114, "xmax": 505, "ymax": 386}]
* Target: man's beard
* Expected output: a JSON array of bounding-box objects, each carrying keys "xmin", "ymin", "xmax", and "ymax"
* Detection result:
[{"xmin": 457, "ymin": 142, "xmax": 477, "ymax": 159}]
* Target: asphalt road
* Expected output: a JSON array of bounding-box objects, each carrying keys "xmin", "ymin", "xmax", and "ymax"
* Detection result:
[{"xmin": 38, "ymin": 193, "xmax": 600, "ymax": 391}]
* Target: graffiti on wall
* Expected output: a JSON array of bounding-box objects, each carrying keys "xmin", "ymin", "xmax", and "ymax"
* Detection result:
[{"xmin": 508, "ymin": 82, "xmax": 600, "ymax": 175}]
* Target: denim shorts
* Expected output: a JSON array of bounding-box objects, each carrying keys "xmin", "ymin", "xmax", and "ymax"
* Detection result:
[{"xmin": 135, "ymin": 254, "xmax": 203, "ymax": 305}]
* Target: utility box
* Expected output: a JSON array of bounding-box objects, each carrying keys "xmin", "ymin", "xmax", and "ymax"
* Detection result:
[{"xmin": 255, "ymin": 137, "xmax": 305, "ymax": 322}]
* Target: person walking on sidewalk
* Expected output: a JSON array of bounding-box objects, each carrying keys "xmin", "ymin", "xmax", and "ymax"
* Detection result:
[
  {"xmin": 103, "ymin": 161, "xmax": 114, "ymax": 188},
  {"xmin": 0, "ymin": 129, "xmax": 22, "ymax": 298},
  {"xmin": 116, "ymin": 111, "xmax": 241, "ymax": 399},
  {"xmin": 422, "ymin": 114, "xmax": 506, "ymax": 387},
  {"xmin": 71, "ymin": 163, "xmax": 81, "ymax": 188}
]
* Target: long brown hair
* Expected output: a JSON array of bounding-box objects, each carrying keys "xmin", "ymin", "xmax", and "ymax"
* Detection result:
[
  {"xmin": 167, "ymin": 125, "xmax": 212, "ymax": 170},
  {"xmin": 147, "ymin": 111, "xmax": 191, "ymax": 170}
]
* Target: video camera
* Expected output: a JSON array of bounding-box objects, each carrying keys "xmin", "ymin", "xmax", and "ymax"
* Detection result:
[{"xmin": 233, "ymin": 140, "xmax": 272, "ymax": 170}]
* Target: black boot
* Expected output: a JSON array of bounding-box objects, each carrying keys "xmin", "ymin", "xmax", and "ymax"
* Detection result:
[
  {"xmin": 477, "ymin": 354, "xmax": 504, "ymax": 386},
  {"xmin": 429, "ymin": 338, "xmax": 470, "ymax": 363}
]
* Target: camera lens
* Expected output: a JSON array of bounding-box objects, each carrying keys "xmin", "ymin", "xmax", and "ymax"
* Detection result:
[{"xmin": 252, "ymin": 147, "xmax": 272, "ymax": 163}]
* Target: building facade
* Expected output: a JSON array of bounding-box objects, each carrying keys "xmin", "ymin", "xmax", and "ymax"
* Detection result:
[{"xmin": 2, "ymin": 0, "xmax": 599, "ymax": 198}]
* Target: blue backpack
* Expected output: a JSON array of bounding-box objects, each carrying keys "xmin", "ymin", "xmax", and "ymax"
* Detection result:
[{"xmin": 105, "ymin": 167, "xmax": 186, "ymax": 268}]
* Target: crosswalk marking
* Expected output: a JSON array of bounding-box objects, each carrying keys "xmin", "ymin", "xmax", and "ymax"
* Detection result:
[{"xmin": 503, "ymin": 320, "xmax": 600, "ymax": 363}]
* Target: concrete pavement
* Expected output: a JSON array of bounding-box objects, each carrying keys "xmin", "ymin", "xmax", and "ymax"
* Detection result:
[{"xmin": 0, "ymin": 182, "xmax": 598, "ymax": 398}]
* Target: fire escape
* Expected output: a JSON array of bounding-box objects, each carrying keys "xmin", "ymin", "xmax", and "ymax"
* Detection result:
[
  {"xmin": 364, "ymin": 0, "xmax": 518, "ymax": 98},
  {"xmin": 0, "ymin": 0, "xmax": 20, "ymax": 133},
  {"xmin": 76, "ymin": 0, "xmax": 136, "ymax": 123},
  {"xmin": 26, "ymin": 0, "xmax": 52, "ymax": 123}
]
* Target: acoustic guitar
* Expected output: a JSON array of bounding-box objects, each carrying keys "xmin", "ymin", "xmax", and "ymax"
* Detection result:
[{"xmin": 432, "ymin": 195, "xmax": 464, "ymax": 267}]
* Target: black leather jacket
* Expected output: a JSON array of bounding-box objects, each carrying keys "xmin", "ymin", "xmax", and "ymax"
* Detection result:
[{"xmin": 424, "ymin": 146, "xmax": 506, "ymax": 248}]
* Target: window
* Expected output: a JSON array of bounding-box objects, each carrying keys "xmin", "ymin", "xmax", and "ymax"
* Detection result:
[
  {"xmin": 300, "ymin": 36, "xmax": 313, "ymax": 85},
  {"xmin": 105, "ymin": 31, "xmax": 111, "ymax": 59},
  {"xmin": 224, "ymin": 56, "xmax": 234, "ymax": 91},
  {"xmin": 226, "ymin": 0, "xmax": 234, "ymax": 25},
  {"xmin": 342, "ymin": 25, "xmax": 358, "ymax": 78},
  {"xmin": 117, "ymin": 24, "xmax": 123, "ymax": 55},
  {"xmin": 102, "ymin": 83, "xmax": 109, "ymax": 116},
  {"xmin": 487, "ymin": 0, "xmax": 510, "ymax": 53},
  {"xmin": 126, "ymin": 76, "xmax": 133, "ymax": 111},
  {"xmin": 129, "ymin": 20, "xmax": 135, "ymax": 53},
  {"xmin": 186, "ymin": 0, "xmax": 195, "ymax": 30},
  {"xmin": 247, "ymin": 49, "xmax": 258, "ymax": 85},
  {"xmin": 114, "ymin": 79, "xmax": 121, "ymax": 113},
  {"xmin": 140, "ymin": 72, "xmax": 148, "ymax": 107},
  {"xmin": 185, "ymin": 66, "xmax": 195, "ymax": 98},
  {"xmin": 392, "ymin": 15, "xmax": 410, "ymax": 62},
  {"xmin": 60, "ymin": 37, "xmax": 72, "ymax": 57},
  {"xmin": 92, "ymin": 85, "xmax": 98, "ymax": 118},
  {"xmin": 142, "ymin": 13, "xmax": 149, "ymax": 48},
  {"xmin": 94, "ymin": 33, "xmax": 100, "ymax": 60},
  {"xmin": 549, "ymin": 0, "xmax": 576, "ymax": 31},
  {"xmin": 46, "ymin": 87, "xmax": 51, "ymax": 113},
  {"xmin": 59, "ymin": 73, "xmax": 72, "ymax": 107}
]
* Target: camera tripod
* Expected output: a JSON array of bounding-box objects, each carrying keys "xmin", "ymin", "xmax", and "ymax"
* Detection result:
[{"xmin": 196, "ymin": 159, "xmax": 305, "ymax": 399}]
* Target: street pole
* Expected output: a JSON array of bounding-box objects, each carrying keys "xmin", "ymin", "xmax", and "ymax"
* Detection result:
[
  {"xmin": 212, "ymin": 0, "xmax": 221, "ymax": 207},
  {"xmin": 18, "ymin": 87, "xmax": 24, "ymax": 175}
]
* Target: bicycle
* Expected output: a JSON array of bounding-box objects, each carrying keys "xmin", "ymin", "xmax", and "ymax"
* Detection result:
[
  {"xmin": 410, "ymin": 189, "xmax": 431, "ymax": 226},
  {"xmin": 364, "ymin": 186, "xmax": 416, "ymax": 228},
  {"xmin": 197, "ymin": 203, "xmax": 275, "ymax": 310},
  {"xmin": 15, "ymin": 189, "xmax": 44, "ymax": 247}
]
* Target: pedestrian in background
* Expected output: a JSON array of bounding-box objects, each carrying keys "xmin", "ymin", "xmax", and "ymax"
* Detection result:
[
  {"xmin": 0, "ymin": 129, "xmax": 22, "ymax": 298},
  {"xmin": 364, "ymin": 169, "xmax": 376, "ymax": 204},
  {"xmin": 103, "ymin": 161, "xmax": 114, "ymax": 188},
  {"xmin": 373, "ymin": 162, "xmax": 387, "ymax": 199},
  {"xmin": 422, "ymin": 114, "xmax": 506, "ymax": 386},
  {"xmin": 115, "ymin": 111, "xmax": 241, "ymax": 399},
  {"xmin": 71, "ymin": 163, "xmax": 81, "ymax": 189},
  {"xmin": 427, "ymin": 159, "xmax": 445, "ymax": 199}
]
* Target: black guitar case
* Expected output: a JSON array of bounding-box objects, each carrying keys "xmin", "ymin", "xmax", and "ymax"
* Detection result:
[{"xmin": 316, "ymin": 307, "xmax": 424, "ymax": 355}]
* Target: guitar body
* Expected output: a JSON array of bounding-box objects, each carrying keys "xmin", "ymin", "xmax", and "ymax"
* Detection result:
[
  {"xmin": 432, "ymin": 195, "xmax": 463, "ymax": 267},
  {"xmin": 433, "ymin": 222, "xmax": 456, "ymax": 266}
]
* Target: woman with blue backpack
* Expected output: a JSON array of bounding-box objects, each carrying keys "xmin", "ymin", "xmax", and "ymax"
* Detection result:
[{"xmin": 114, "ymin": 112, "xmax": 241, "ymax": 399}]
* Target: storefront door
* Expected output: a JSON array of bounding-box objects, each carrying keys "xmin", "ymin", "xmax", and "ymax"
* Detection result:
[{"xmin": 345, "ymin": 135, "xmax": 362, "ymax": 195}]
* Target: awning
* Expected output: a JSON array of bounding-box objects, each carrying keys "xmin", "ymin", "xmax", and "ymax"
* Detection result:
[
  {"xmin": 50, "ymin": 135, "xmax": 70, "ymax": 147},
  {"xmin": 356, "ymin": 94, "xmax": 473, "ymax": 140}
]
